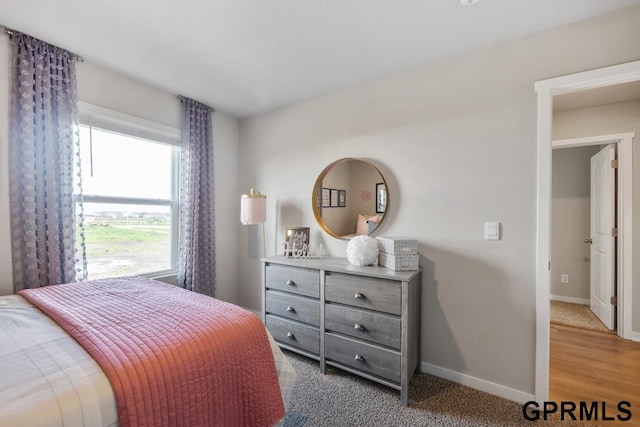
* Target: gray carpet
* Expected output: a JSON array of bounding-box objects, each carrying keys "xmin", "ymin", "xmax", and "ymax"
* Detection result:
[{"xmin": 284, "ymin": 351, "xmax": 591, "ymax": 426}]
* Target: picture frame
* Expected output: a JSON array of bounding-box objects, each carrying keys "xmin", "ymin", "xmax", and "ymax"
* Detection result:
[
  {"xmin": 330, "ymin": 189, "xmax": 339, "ymax": 207},
  {"xmin": 338, "ymin": 190, "xmax": 346, "ymax": 207},
  {"xmin": 321, "ymin": 188, "xmax": 330, "ymax": 208},
  {"xmin": 376, "ymin": 182, "xmax": 386, "ymax": 213},
  {"xmin": 285, "ymin": 227, "xmax": 310, "ymax": 256}
]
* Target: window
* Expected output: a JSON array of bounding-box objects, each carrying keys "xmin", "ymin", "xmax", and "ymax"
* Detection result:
[{"xmin": 75, "ymin": 103, "xmax": 180, "ymax": 280}]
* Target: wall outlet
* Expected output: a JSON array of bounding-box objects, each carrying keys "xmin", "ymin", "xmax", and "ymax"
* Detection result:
[{"xmin": 560, "ymin": 274, "xmax": 569, "ymax": 284}]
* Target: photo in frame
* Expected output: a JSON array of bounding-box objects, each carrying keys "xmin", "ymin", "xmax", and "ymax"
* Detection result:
[
  {"xmin": 376, "ymin": 182, "xmax": 386, "ymax": 213},
  {"xmin": 330, "ymin": 189, "xmax": 339, "ymax": 207},
  {"xmin": 338, "ymin": 190, "xmax": 346, "ymax": 207},
  {"xmin": 285, "ymin": 227, "xmax": 310, "ymax": 256},
  {"xmin": 321, "ymin": 188, "xmax": 330, "ymax": 208}
]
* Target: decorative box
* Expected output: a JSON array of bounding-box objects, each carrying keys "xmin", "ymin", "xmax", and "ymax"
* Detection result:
[
  {"xmin": 376, "ymin": 236, "xmax": 418, "ymax": 256},
  {"xmin": 378, "ymin": 252, "xmax": 419, "ymax": 272}
]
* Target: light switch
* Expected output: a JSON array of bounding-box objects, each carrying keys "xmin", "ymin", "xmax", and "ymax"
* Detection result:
[{"xmin": 484, "ymin": 222, "xmax": 500, "ymax": 240}]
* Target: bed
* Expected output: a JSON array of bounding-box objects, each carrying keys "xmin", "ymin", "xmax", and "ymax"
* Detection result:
[{"xmin": 0, "ymin": 277, "xmax": 296, "ymax": 427}]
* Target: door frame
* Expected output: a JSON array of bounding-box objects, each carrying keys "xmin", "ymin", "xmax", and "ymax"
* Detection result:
[
  {"xmin": 535, "ymin": 59, "xmax": 640, "ymax": 403},
  {"xmin": 553, "ymin": 135, "xmax": 633, "ymax": 331}
]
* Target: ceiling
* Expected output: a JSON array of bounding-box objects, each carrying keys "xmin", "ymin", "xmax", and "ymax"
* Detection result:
[{"xmin": 1, "ymin": 0, "xmax": 638, "ymax": 119}]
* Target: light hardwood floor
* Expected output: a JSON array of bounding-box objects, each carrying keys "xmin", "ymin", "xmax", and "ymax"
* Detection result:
[{"xmin": 550, "ymin": 324, "xmax": 640, "ymax": 425}]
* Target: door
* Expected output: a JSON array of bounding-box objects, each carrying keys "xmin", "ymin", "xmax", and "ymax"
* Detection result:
[{"xmin": 589, "ymin": 144, "xmax": 616, "ymax": 330}]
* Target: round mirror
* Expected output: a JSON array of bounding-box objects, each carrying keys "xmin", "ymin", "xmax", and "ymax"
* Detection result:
[{"xmin": 312, "ymin": 158, "xmax": 388, "ymax": 240}]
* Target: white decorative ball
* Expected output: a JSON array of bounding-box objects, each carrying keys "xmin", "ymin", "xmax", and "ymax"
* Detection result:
[{"xmin": 346, "ymin": 235, "xmax": 379, "ymax": 266}]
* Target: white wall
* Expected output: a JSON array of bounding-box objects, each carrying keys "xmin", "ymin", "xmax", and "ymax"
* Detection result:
[
  {"xmin": 553, "ymin": 100, "xmax": 640, "ymax": 331},
  {"xmin": 551, "ymin": 145, "xmax": 600, "ymax": 302},
  {"xmin": 0, "ymin": 39, "xmax": 240, "ymax": 303},
  {"xmin": 237, "ymin": 6, "xmax": 640, "ymax": 398},
  {"xmin": 211, "ymin": 112, "xmax": 240, "ymax": 303}
]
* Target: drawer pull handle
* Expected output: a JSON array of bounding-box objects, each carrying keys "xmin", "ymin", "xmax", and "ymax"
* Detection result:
[
  {"xmin": 286, "ymin": 280, "xmax": 296, "ymax": 286},
  {"xmin": 354, "ymin": 323, "xmax": 366, "ymax": 332},
  {"xmin": 286, "ymin": 332, "xmax": 296, "ymax": 340},
  {"xmin": 354, "ymin": 354, "xmax": 365, "ymax": 363},
  {"xmin": 286, "ymin": 306, "xmax": 296, "ymax": 313},
  {"xmin": 354, "ymin": 292, "xmax": 365, "ymax": 299}
]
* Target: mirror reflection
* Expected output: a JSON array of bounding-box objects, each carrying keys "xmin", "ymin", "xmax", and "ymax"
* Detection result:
[{"xmin": 312, "ymin": 158, "xmax": 388, "ymax": 240}]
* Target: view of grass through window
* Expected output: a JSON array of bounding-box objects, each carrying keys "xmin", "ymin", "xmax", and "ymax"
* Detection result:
[
  {"xmin": 75, "ymin": 122, "xmax": 177, "ymax": 280},
  {"xmin": 78, "ymin": 203, "xmax": 171, "ymax": 279}
]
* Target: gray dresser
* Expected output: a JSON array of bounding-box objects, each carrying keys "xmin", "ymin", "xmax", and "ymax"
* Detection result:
[{"xmin": 262, "ymin": 256, "xmax": 421, "ymax": 406}]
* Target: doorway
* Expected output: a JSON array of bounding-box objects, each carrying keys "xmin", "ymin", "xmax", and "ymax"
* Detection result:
[
  {"xmin": 535, "ymin": 59, "xmax": 640, "ymax": 403},
  {"xmin": 551, "ymin": 139, "xmax": 625, "ymax": 334}
]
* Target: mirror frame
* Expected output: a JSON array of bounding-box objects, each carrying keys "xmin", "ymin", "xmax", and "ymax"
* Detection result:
[{"xmin": 312, "ymin": 157, "xmax": 389, "ymax": 240}]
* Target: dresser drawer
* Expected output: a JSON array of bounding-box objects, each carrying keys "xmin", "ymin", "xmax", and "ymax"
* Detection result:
[
  {"xmin": 325, "ymin": 304, "xmax": 401, "ymax": 349},
  {"xmin": 266, "ymin": 315, "xmax": 320, "ymax": 355},
  {"xmin": 325, "ymin": 272, "xmax": 401, "ymax": 315},
  {"xmin": 325, "ymin": 333, "xmax": 401, "ymax": 383},
  {"xmin": 265, "ymin": 264, "xmax": 320, "ymax": 298},
  {"xmin": 266, "ymin": 290, "xmax": 320, "ymax": 326}
]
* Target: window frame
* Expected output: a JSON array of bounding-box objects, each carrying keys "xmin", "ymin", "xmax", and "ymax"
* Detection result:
[{"xmin": 76, "ymin": 102, "xmax": 181, "ymax": 280}]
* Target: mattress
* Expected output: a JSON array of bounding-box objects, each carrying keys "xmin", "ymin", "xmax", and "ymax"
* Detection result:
[{"xmin": 0, "ymin": 294, "xmax": 296, "ymax": 427}]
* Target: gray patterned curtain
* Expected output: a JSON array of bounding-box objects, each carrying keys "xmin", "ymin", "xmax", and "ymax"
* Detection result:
[
  {"xmin": 9, "ymin": 32, "xmax": 86, "ymax": 291},
  {"xmin": 177, "ymin": 96, "xmax": 215, "ymax": 296}
]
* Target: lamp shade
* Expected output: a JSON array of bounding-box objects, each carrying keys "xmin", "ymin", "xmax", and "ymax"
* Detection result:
[{"xmin": 241, "ymin": 189, "xmax": 266, "ymax": 225}]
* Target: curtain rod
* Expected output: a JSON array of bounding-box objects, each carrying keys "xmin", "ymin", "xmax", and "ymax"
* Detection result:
[
  {"xmin": 2, "ymin": 26, "xmax": 85, "ymax": 62},
  {"xmin": 178, "ymin": 95, "xmax": 216, "ymax": 113}
]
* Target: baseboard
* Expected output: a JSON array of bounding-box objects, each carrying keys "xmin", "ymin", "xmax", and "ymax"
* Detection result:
[
  {"xmin": 628, "ymin": 331, "xmax": 640, "ymax": 343},
  {"xmin": 420, "ymin": 361, "xmax": 535, "ymax": 404},
  {"xmin": 550, "ymin": 295, "xmax": 589, "ymax": 305}
]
